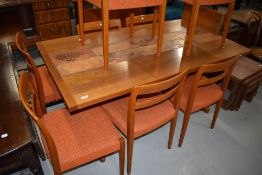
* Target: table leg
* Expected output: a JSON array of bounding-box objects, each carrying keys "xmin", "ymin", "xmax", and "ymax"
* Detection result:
[
  {"xmin": 21, "ymin": 145, "xmax": 44, "ymax": 175},
  {"xmin": 157, "ymin": 0, "xmax": 167, "ymax": 58},
  {"xmin": 102, "ymin": 0, "xmax": 109, "ymax": 70},
  {"xmin": 183, "ymin": 1, "xmax": 200, "ymax": 57}
]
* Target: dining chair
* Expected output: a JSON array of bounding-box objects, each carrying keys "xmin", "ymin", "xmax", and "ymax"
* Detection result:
[
  {"xmin": 181, "ymin": 4, "xmax": 225, "ymax": 35},
  {"xmin": 248, "ymin": 11, "xmax": 262, "ymax": 63},
  {"xmin": 76, "ymin": 19, "xmax": 121, "ymax": 34},
  {"xmin": 102, "ymin": 68, "xmax": 189, "ymax": 174},
  {"xmin": 126, "ymin": 8, "xmax": 158, "ymax": 38},
  {"xmin": 177, "ymin": 55, "xmax": 239, "ymax": 147},
  {"xmin": 182, "ymin": 0, "xmax": 236, "ymax": 56},
  {"xmin": 16, "ymin": 32, "xmax": 62, "ymax": 114},
  {"xmin": 18, "ymin": 71, "xmax": 125, "ymax": 175},
  {"xmin": 77, "ymin": 0, "xmax": 167, "ymax": 70}
]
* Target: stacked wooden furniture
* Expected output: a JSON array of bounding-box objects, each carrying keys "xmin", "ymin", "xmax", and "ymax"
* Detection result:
[
  {"xmin": 251, "ymin": 47, "xmax": 262, "ymax": 63},
  {"xmin": 223, "ymin": 56, "xmax": 262, "ymax": 111},
  {"xmin": 32, "ymin": 0, "xmax": 71, "ymax": 40},
  {"xmin": 182, "ymin": 0, "xmax": 236, "ymax": 56},
  {"xmin": 77, "ymin": 0, "xmax": 167, "ymax": 70}
]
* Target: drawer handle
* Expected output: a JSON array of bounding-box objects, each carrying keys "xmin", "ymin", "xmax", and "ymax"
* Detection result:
[{"xmin": 50, "ymin": 26, "xmax": 59, "ymax": 33}]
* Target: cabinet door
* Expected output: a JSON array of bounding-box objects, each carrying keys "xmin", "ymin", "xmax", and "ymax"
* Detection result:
[
  {"xmin": 35, "ymin": 8, "xmax": 69, "ymax": 24},
  {"xmin": 33, "ymin": 0, "xmax": 68, "ymax": 11},
  {"xmin": 38, "ymin": 21, "xmax": 71, "ymax": 40}
]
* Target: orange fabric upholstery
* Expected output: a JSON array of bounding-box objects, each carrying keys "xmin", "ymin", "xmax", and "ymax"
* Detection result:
[
  {"xmin": 102, "ymin": 97, "xmax": 176, "ymax": 138},
  {"xmin": 184, "ymin": 0, "xmax": 234, "ymax": 5},
  {"xmin": 41, "ymin": 106, "xmax": 121, "ymax": 172},
  {"xmin": 179, "ymin": 75, "xmax": 223, "ymax": 113},
  {"xmin": 37, "ymin": 66, "xmax": 62, "ymax": 104},
  {"xmin": 87, "ymin": 0, "xmax": 162, "ymax": 10}
]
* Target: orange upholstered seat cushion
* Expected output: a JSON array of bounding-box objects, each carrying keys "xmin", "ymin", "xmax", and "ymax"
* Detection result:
[
  {"xmin": 41, "ymin": 106, "xmax": 121, "ymax": 172},
  {"xmin": 184, "ymin": 0, "xmax": 234, "ymax": 5},
  {"xmin": 37, "ymin": 66, "xmax": 62, "ymax": 104},
  {"xmin": 87, "ymin": 0, "xmax": 162, "ymax": 10},
  {"xmin": 102, "ymin": 97, "xmax": 176, "ymax": 138},
  {"xmin": 179, "ymin": 75, "xmax": 223, "ymax": 113}
]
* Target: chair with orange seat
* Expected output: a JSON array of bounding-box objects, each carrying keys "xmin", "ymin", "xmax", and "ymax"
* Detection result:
[
  {"xmin": 77, "ymin": 0, "xmax": 167, "ymax": 70},
  {"xmin": 182, "ymin": 0, "xmax": 236, "ymax": 56},
  {"xmin": 102, "ymin": 68, "xmax": 189, "ymax": 174},
  {"xmin": 177, "ymin": 55, "xmax": 239, "ymax": 147},
  {"xmin": 126, "ymin": 8, "xmax": 159, "ymax": 38},
  {"xmin": 18, "ymin": 71, "xmax": 125, "ymax": 175},
  {"xmin": 16, "ymin": 32, "xmax": 62, "ymax": 114}
]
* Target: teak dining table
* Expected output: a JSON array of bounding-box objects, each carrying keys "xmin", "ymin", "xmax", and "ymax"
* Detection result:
[{"xmin": 36, "ymin": 20, "xmax": 250, "ymax": 112}]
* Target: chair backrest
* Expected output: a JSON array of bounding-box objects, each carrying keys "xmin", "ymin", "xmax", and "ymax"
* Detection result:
[
  {"xmin": 185, "ymin": 55, "xmax": 239, "ymax": 111},
  {"xmin": 128, "ymin": 68, "xmax": 190, "ymax": 119},
  {"xmin": 76, "ymin": 19, "xmax": 122, "ymax": 34},
  {"xmin": 16, "ymin": 32, "xmax": 46, "ymax": 114},
  {"xmin": 126, "ymin": 11, "xmax": 159, "ymax": 27},
  {"xmin": 247, "ymin": 11, "xmax": 262, "ymax": 46},
  {"xmin": 18, "ymin": 71, "xmax": 61, "ymax": 174},
  {"xmin": 181, "ymin": 4, "xmax": 225, "ymax": 34}
]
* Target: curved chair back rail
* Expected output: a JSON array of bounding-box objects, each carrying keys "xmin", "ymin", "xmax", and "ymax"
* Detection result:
[
  {"xmin": 16, "ymin": 32, "xmax": 62, "ymax": 114},
  {"xmin": 16, "ymin": 32, "xmax": 46, "ymax": 114}
]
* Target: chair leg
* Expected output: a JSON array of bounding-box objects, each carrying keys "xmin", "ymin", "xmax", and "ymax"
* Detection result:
[
  {"xmin": 178, "ymin": 110, "xmax": 191, "ymax": 147},
  {"xmin": 202, "ymin": 106, "xmax": 210, "ymax": 113},
  {"xmin": 101, "ymin": 0, "xmax": 109, "ymax": 70},
  {"xmin": 119, "ymin": 138, "xmax": 125, "ymax": 175},
  {"xmin": 127, "ymin": 136, "xmax": 134, "ymax": 175},
  {"xmin": 77, "ymin": 0, "xmax": 84, "ymax": 45},
  {"xmin": 151, "ymin": 7, "xmax": 158, "ymax": 38},
  {"xmin": 129, "ymin": 13, "xmax": 134, "ymax": 38},
  {"xmin": 168, "ymin": 116, "xmax": 178, "ymax": 149},
  {"xmin": 183, "ymin": 1, "xmax": 200, "ymax": 57},
  {"xmin": 156, "ymin": 0, "xmax": 166, "ymax": 58},
  {"xmin": 100, "ymin": 157, "xmax": 106, "ymax": 162},
  {"xmin": 210, "ymin": 99, "xmax": 223, "ymax": 129},
  {"xmin": 220, "ymin": 1, "xmax": 235, "ymax": 48}
]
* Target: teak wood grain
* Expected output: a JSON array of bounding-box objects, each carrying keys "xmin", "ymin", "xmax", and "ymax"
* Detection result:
[{"xmin": 36, "ymin": 20, "xmax": 250, "ymax": 112}]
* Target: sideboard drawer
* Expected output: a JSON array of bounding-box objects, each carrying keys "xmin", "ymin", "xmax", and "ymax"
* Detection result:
[
  {"xmin": 33, "ymin": 0, "xmax": 68, "ymax": 11},
  {"xmin": 38, "ymin": 21, "xmax": 71, "ymax": 40},
  {"xmin": 35, "ymin": 8, "xmax": 69, "ymax": 24}
]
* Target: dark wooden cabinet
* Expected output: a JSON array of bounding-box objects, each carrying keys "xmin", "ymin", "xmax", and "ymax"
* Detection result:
[
  {"xmin": 33, "ymin": 0, "xmax": 71, "ymax": 40},
  {"xmin": 0, "ymin": 43, "xmax": 44, "ymax": 175}
]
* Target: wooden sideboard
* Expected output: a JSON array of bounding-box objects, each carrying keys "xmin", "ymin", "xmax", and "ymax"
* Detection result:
[
  {"xmin": 0, "ymin": 43, "xmax": 44, "ymax": 175},
  {"xmin": 32, "ymin": 0, "xmax": 71, "ymax": 40}
]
